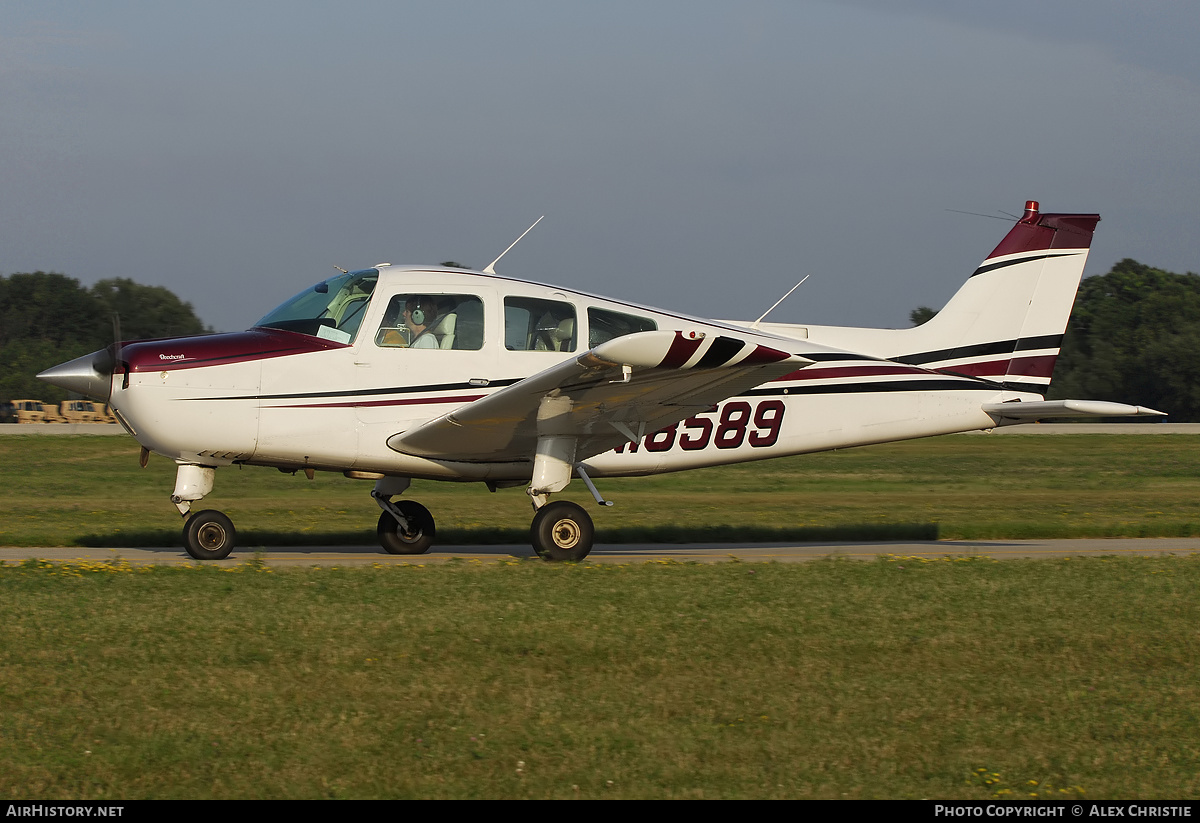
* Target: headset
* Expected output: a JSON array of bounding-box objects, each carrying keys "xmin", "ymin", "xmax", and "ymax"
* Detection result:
[{"xmin": 407, "ymin": 298, "xmax": 436, "ymax": 327}]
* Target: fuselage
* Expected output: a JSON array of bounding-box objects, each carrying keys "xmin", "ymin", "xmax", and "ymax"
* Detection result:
[{"xmin": 104, "ymin": 264, "xmax": 1021, "ymax": 481}]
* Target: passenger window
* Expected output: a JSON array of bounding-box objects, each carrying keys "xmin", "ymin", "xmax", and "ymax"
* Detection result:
[
  {"xmin": 375, "ymin": 294, "xmax": 484, "ymax": 350},
  {"xmin": 504, "ymin": 297, "xmax": 576, "ymax": 352},
  {"xmin": 588, "ymin": 307, "xmax": 657, "ymax": 347}
]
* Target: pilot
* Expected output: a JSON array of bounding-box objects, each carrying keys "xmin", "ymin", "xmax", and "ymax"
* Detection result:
[{"xmin": 403, "ymin": 297, "xmax": 440, "ymax": 349}]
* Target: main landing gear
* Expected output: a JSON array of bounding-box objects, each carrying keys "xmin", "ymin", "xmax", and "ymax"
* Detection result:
[
  {"xmin": 530, "ymin": 500, "xmax": 594, "ymax": 562},
  {"xmin": 372, "ymin": 473, "xmax": 601, "ymax": 561},
  {"xmin": 521, "ymin": 430, "xmax": 608, "ymax": 561},
  {"xmin": 376, "ymin": 501, "xmax": 435, "ymax": 555},
  {"xmin": 371, "ymin": 477, "xmax": 434, "ymax": 555}
]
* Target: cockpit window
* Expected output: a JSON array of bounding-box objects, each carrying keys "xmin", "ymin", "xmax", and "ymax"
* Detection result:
[{"xmin": 255, "ymin": 270, "xmax": 379, "ymax": 344}]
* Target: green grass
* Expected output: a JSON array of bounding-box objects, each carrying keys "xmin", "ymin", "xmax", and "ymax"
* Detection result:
[
  {"xmin": 1, "ymin": 433, "xmax": 1199, "ymax": 547},
  {"xmin": 4, "ymin": 434, "xmax": 1199, "ymax": 799},
  {"xmin": 2, "ymin": 555, "xmax": 1198, "ymax": 799}
]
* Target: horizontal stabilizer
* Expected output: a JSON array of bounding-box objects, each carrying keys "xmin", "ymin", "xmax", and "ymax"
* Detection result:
[{"xmin": 982, "ymin": 400, "xmax": 1166, "ymax": 421}]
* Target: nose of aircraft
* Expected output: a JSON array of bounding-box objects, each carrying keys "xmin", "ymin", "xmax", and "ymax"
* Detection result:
[{"xmin": 36, "ymin": 348, "xmax": 115, "ymax": 402}]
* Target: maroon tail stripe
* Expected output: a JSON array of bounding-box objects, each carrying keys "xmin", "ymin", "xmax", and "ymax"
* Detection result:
[
  {"xmin": 941, "ymin": 354, "xmax": 1058, "ymax": 379},
  {"xmin": 986, "ymin": 212, "xmax": 1100, "ymax": 259}
]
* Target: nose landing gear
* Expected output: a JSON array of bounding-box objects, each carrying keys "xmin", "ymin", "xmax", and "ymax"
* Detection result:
[
  {"xmin": 172, "ymin": 463, "xmax": 236, "ymax": 560},
  {"xmin": 183, "ymin": 509, "xmax": 237, "ymax": 560}
]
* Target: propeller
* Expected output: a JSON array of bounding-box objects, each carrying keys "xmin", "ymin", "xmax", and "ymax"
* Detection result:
[{"xmin": 111, "ymin": 313, "xmax": 125, "ymax": 396}]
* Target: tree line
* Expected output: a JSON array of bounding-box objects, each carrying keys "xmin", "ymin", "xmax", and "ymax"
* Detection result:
[
  {"xmin": 911, "ymin": 258, "xmax": 1200, "ymax": 421},
  {"xmin": 0, "ymin": 272, "xmax": 212, "ymax": 403},
  {"xmin": 4, "ymin": 260, "xmax": 1198, "ymax": 420}
]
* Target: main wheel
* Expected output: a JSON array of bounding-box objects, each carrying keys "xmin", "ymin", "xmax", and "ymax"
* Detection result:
[
  {"xmin": 183, "ymin": 510, "xmax": 236, "ymax": 560},
  {"xmin": 377, "ymin": 501, "xmax": 435, "ymax": 555},
  {"xmin": 531, "ymin": 501, "xmax": 594, "ymax": 561}
]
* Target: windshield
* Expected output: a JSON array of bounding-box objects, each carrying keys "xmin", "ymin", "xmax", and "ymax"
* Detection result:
[{"xmin": 254, "ymin": 270, "xmax": 379, "ymax": 343}]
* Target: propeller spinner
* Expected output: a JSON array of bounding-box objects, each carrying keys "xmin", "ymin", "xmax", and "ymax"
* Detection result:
[{"xmin": 37, "ymin": 313, "xmax": 123, "ymax": 402}]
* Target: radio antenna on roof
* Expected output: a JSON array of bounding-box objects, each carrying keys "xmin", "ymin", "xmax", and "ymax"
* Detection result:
[
  {"xmin": 751, "ymin": 275, "xmax": 809, "ymax": 329},
  {"xmin": 483, "ymin": 216, "xmax": 544, "ymax": 274}
]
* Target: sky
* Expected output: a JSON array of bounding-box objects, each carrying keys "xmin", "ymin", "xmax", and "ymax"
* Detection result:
[{"xmin": 2, "ymin": 1, "xmax": 1198, "ymax": 333}]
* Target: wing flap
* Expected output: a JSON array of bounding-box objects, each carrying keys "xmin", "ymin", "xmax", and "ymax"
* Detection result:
[{"xmin": 387, "ymin": 330, "xmax": 812, "ymax": 462}]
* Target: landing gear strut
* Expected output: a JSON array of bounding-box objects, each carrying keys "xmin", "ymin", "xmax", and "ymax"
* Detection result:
[{"xmin": 172, "ymin": 463, "xmax": 237, "ymax": 560}]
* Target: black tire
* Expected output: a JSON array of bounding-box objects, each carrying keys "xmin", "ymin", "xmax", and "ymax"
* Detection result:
[
  {"xmin": 183, "ymin": 510, "xmax": 236, "ymax": 560},
  {"xmin": 531, "ymin": 501, "xmax": 594, "ymax": 561},
  {"xmin": 377, "ymin": 501, "xmax": 435, "ymax": 555}
]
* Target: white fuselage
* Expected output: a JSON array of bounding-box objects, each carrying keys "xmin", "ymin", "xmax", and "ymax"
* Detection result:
[{"xmin": 110, "ymin": 265, "xmax": 1020, "ymax": 482}]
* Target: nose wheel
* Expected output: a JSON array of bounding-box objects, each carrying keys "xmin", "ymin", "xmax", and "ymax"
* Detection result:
[
  {"xmin": 531, "ymin": 501, "xmax": 594, "ymax": 561},
  {"xmin": 183, "ymin": 510, "xmax": 237, "ymax": 560}
]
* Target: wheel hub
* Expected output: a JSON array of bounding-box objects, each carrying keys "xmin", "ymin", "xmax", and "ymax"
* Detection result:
[
  {"xmin": 197, "ymin": 523, "xmax": 227, "ymax": 549},
  {"xmin": 551, "ymin": 519, "xmax": 580, "ymax": 549}
]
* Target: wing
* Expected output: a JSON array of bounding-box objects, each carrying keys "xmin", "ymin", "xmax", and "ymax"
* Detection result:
[{"xmin": 387, "ymin": 330, "xmax": 812, "ymax": 462}]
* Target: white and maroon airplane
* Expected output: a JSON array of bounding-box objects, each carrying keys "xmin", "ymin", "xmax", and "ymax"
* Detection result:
[{"xmin": 39, "ymin": 201, "xmax": 1162, "ymax": 561}]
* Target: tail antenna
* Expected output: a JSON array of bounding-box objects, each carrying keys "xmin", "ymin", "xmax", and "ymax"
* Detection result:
[{"xmin": 483, "ymin": 216, "xmax": 544, "ymax": 274}]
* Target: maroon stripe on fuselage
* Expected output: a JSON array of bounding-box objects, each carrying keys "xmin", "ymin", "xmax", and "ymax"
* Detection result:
[
  {"xmin": 122, "ymin": 328, "xmax": 346, "ymax": 373},
  {"xmin": 264, "ymin": 394, "xmax": 486, "ymax": 410},
  {"xmin": 774, "ymin": 364, "xmax": 931, "ymax": 382}
]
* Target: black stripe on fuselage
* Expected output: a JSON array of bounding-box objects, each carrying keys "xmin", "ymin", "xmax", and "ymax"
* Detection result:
[
  {"xmin": 998, "ymin": 380, "xmax": 1052, "ymax": 396},
  {"xmin": 743, "ymin": 376, "xmax": 1004, "ymax": 397},
  {"xmin": 897, "ymin": 334, "xmax": 1062, "ymax": 366},
  {"xmin": 190, "ymin": 378, "xmax": 523, "ymax": 403},
  {"xmin": 803, "ymin": 351, "xmax": 887, "ymax": 363},
  {"xmin": 970, "ymin": 251, "xmax": 1080, "ymax": 278}
]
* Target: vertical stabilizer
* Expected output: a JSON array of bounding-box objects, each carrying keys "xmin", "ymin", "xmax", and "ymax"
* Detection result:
[{"xmin": 897, "ymin": 201, "xmax": 1100, "ymax": 395}]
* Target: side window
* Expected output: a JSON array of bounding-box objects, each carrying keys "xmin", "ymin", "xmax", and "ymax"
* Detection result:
[
  {"xmin": 504, "ymin": 297, "xmax": 576, "ymax": 352},
  {"xmin": 588, "ymin": 307, "xmax": 657, "ymax": 348},
  {"xmin": 374, "ymin": 294, "xmax": 484, "ymax": 350}
]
